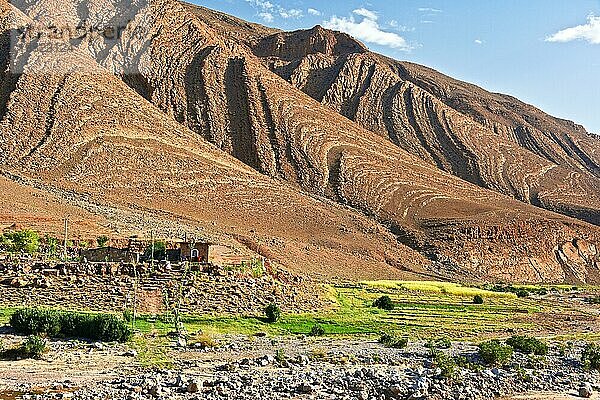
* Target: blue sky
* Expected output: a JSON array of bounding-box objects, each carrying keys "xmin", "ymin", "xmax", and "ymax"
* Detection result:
[{"xmin": 193, "ymin": 0, "xmax": 600, "ymax": 134}]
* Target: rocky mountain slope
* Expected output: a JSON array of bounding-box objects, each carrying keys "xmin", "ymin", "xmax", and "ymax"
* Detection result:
[
  {"xmin": 0, "ymin": 0, "xmax": 599, "ymax": 283},
  {"xmin": 247, "ymin": 22, "xmax": 600, "ymax": 226}
]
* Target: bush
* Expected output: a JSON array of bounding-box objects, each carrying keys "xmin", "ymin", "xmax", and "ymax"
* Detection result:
[
  {"xmin": 515, "ymin": 289, "xmax": 529, "ymax": 298},
  {"xmin": 144, "ymin": 240, "xmax": 166, "ymax": 261},
  {"xmin": 264, "ymin": 303, "xmax": 281, "ymax": 323},
  {"xmin": 426, "ymin": 337, "xmax": 452, "ymax": 350},
  {"xmin": 431, "ymin": 350, "xmax": 457, "ymax": 379},
  {"xmin": 10, "ymin": 308, "xmax": 61, "ymax": 337},
  {"xmin": 192, "ymin": 333, "xmax": 217, "ymax": 349},
  {"xmin": 506, "ymin": 335, "xmax": 548, "ymax": 356},
  {"xmin": 10, "ymin": 308, "xmax": 131, "ymax": 342},
  {"xmin": 19, "ymin": 336, "xmax": 47, "ymax": 359},
  {"xmin": 373, "ymin": 295, "xmax": 395, "ymax": 310},
  {"xmin": 379, "ymin": 333, "xmax": 408, "ymax": 349},
  {"xmin": 96, "ymin": 235, "xmax": 109, "ymax": 247},
  {"xmin": 275, "ymin": 348, "xmax": 286, "ymax": 363},
  {"xmin": 0, "ymin": 229, "xmax": 40, "ymax": 254},
  {"xmin": 473, "ymin": 295, "xmax": 484, "ymax": 304},
  {"xmin": 582, "ymin": 343, "xmax": 600, "ymax": 371},
  {"xmin": 309, "ymin": 325, "xmax": 325, "ymax": 336},
  {"xmin": 478, "ymin": 340, "xmax": 513, "ymax": 366}
]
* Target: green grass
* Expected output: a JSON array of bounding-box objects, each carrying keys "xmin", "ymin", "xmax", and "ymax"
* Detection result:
[
  {"xmin": 0, "ymin": 280, "xmax": 596, "ymax": 353},
  {"xmin": 361, "ymin": 280, "xmax": 517, "ymax": 298}
]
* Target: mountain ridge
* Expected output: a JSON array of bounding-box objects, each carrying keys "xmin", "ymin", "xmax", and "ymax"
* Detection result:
[{"xmin": 0, "ymin": 0, "xmax": 599, "ymax": 283}]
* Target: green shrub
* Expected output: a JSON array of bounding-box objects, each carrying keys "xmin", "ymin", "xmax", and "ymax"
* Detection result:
[
  {"xmin": 379, "ymin": 333, "xmax": 408, "ymax": 349},
  {"xmin": 9, "ymin": 308, "xmax": 131, "ymax": 342},
  {"xmin": 426, "ymin": 337, "xmax": 452, "ymax": 350},
  {"xmin": 516, "ymin": 289, "xmax": 529, "ymax": 298},
  {"xmin": 373, "ymin": 295, "xmax": 395, "ymax": 310},
  {"xmin": 123, "ymin": 310, "xmax": 133, "ymax": 323},
  {"xmin": 9, "ymin": 308, "xmax": 61, "ymax": 337},
  {"xmin": 19, "ymin": 336, "xmax": 47, "ymax": 359},
  {"xmin": 309, "ymin": 325, "xmax": 325, "ymax": 336},
  {"xmin": 506, "ymin": 335, "xmax": 548, "ymax": 356},
  {"xmin": 96, "ymin": 235, "xmax": 109, "ymax": 247},
  {"xmin": 473, "ymin": 295, "xmax": 484, "ymax": 304},
  {"xmin": 0, "ymin": 229, "xmax": 40, "ymax": 254},
  {"xmin": 144, "ymin": 240, "xmax": 166, "ymax": 261},
  {"xmin": 478, "ymin": 340, "xmax": 513, "ymax": 366},
  {"xmin": 275, "ymin": 348, "xmax": 286, "ymax": 363},
  {"xmin": 431, "ymin": 350, "xmax": 457, "ymax": 379},
  {"xmin": 264, "ymin": 303, "xmax": 281, "ymax": 323},
  {"xmin": 582, "ymin": 343, "xmax": 600, "ymax": 371}
]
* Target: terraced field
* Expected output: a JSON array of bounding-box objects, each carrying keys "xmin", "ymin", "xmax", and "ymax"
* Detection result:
[{"xmin": 0, "ymin": 282, "xmax": 584, "ymax": 343}]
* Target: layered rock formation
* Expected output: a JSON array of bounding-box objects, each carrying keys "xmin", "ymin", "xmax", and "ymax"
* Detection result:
[
  {"xmin": 249, "ymin": 23, "xmax": 600, "ymax": 226},
  {"xmin": 0, "ymin": 0, "xmax": 599, "ymax": 283}
]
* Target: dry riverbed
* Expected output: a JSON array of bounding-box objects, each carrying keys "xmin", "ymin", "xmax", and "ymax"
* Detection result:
[{"xmin": 1, "ymin": 332, "xmax": 599, "ymax": 400}]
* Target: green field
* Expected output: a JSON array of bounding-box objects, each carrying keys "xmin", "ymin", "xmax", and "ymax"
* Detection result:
[
  {"xmin": 121, "ymin": 282, "xmax": 543, "ymax": 340},
  {"xmin": 0, "ymin": 281, "xmax": 588, "ymax": 342},
  {"xmin": 2, "ymin": 280, "xmax": 595, "ymax": 368}
]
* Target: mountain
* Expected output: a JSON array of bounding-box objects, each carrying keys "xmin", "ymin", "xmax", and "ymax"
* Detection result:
[{"xmin": 0, "ymin": 0, "xmax": 599, "ymax": 283}]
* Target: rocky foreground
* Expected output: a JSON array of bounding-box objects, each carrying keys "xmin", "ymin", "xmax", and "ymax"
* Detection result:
[{"xmin": 1, "ymin": 333, "xmax": 599, "ymax": 400}]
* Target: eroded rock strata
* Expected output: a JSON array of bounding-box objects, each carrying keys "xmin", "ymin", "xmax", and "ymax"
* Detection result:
[{"xmin": 0, "ymin": 0, "xmax": 599, "ymax": 283}]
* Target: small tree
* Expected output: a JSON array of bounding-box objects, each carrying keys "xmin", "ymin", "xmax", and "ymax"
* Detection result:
[
  {"xmin": 97, "ymin": 235, "xmax": 109, "ymax": 248},
  {"xmin": 473, "ymin": 295, "xmax": 484, "ymax": 304},
  {"xmin": 373, "ymin": 295, "xmax": 395, "ymax": 310},
  {"xmin": 0, "ymin": 229, "xmax": 40, "ymax": 254},
  {"xmin": 144, "ymin": 240, "xmax": 166, "ymax": 261},
  {"xmin": 44, "ymin": 235, "xmax": 59, "ymax": 256},
  {"xmin": 309, "ymin": 325, "xmax": 325, "ymax": 336},
  {"xmin": 264, "ymin": 303, "xmax": 281, "ymax": 323}
]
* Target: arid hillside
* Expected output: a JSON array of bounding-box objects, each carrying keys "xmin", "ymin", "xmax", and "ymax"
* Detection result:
[
  {"xmin": 0, "ymin": 0, "xmax": 599, "ymax": 283},
  {"xmin": 246, "ymin": 22, "xmax": 600, "ymax": 226}
]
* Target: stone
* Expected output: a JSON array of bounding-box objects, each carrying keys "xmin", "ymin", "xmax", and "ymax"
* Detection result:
[
  {"xmin": 187, "ymin": 381, "xmax": 201, "ymax": 393},
  {"xmin": 579, "ymin": 382, "xmax": 593, "ymax": 398}
]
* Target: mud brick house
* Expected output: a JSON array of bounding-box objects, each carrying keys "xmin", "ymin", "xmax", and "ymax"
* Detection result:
[{"xmin": 81, "ymin": 246, "xmax": 136, "ymax": 263}]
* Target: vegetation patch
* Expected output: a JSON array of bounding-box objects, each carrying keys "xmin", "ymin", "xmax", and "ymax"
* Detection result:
[
  {"xmin": 10, "ymin": 308, "xmax": 131, "ymax": 342},
  {"xmin": 582, "ymin": 343, "xmax": 600, "ymax": 371},
  {"xmin": 1, "ymin": 335, "xmax": 48, "ymax": 360},
  {"xmin": 309, "ymin": 324, "xmax": 326, "ymax": 336},
  {"xmin": 361, "ymin": 281, "xmax": 516, "ymax": 299},
  {"xmin": 264, "ymin": 304, "xmax": 281, "ymax": 323},
  {"xmin": 379, "ymin": 333, "xmax": 408, "ymax": 349},
  {"xmin": 478, "ymin": 340, "xmax": 513, "ymax": 366},
  {"xmin": 506, "ymin": 335, "xmax": 548, "ymax": 356},
  {"xmin": 373, "ymin": 295, "xmax": 394, "ymax": 310}
]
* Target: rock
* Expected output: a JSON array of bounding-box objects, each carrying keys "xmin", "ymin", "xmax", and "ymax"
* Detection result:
[
  {"xmin": 297, "ymin": 383, "xmax": 314, "ymax": 394},
  {"xmin": 177, "ymin": 336, "xmax": 187, "ymax": 348},
  {"xmin": 122, "ymin": 350, "xmax": 138, "ymax": 357},
  {"xmin": 187, "ymin": 380, "xmax": 201, "ymax": 393},
  {"xmin": 579, "ymin": 382, "xmax": 593, "ymax": 398}
]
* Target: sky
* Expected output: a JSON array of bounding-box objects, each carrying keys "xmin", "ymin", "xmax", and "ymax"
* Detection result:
[{"xmin": 193, "ymin": 0, "xmax": 600, "ymax": 134}]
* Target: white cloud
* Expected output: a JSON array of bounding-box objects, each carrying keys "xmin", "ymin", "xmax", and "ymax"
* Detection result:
[
  {"xmin": 474, "ymin": 39, "xmax": 483, "ymax": 45},
  {"xmin": 353, "ymin": 8, "xmax": 378, "ymax": 21},
  {"xmin": 307, "ymin": 8, "xmax": 321, "ymax": 16},
  {"xmin": 418, "ymin": 7, "xmax": 442, "ymax": 13},
  {"xmin": 259, "ymin": 12, "xmax": 274, "ymax": 23},
  {"xmin": 280, "ymin": 8, "xmax": 303, "ymax": 19},
  {"xmin": 246, "ymin": 0, "xmax": 303, "ymax": 22},
  {"xmin": 247, "ymin": 0, "xmax": 274, "ymax": 11},
  {"xmin": 323, "ymin": 10, "xmax": 412, "ymax": 51},
  {"xmin": 546, "ymin": 14, "xmax": 600, "ymax": 44}
]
